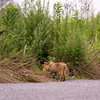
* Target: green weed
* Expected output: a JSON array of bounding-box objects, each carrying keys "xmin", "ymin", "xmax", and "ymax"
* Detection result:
[
  {"xmin": 19, "ymin": 75, "xmax": 27, "ymax": 82},
  {"xmin": 0, "ymin": 74, "xmax": 6, "ymax": 78}
]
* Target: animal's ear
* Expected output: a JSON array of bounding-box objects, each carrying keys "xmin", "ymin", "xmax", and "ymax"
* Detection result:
[
  {"xmin": 49, "ymin": 62, "xmax": 52, "ymax": 67},
  {"xmin": 44, "ymin": 62, "xmax": 47, "ymax": 67},
  {"xmin": 48, "ymin": 64, "xmax": 51, "ymax": 67},
  {"xmin": 49, "ymin": 61, "xmax": 53, "ymax": 67},
  {"xmin": 44, "ymin": 62, "xmax": 47, "ymax": 64}
]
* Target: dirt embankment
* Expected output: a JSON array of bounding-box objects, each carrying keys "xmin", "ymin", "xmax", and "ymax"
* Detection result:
[
  {"xmin": 0, "ymin": 57, "xmax": 100, "ymax": 84},
  {"xmin": 0, "ymin": 58, "xmax": 56, "ymax": 84}
]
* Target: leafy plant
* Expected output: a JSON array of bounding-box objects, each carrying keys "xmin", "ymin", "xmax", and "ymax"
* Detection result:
[{"xmin": 1, "ymin": 4, "xmax": 19, "ymax": 30}]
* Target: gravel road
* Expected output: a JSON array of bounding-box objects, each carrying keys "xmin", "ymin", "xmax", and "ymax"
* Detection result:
[{"xmin": 0, "ymin": 79, "xmax": 100, "ymax": 100}]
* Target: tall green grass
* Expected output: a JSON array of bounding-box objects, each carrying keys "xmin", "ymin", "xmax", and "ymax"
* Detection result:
[{"xmin": 0, "ymin": 0, "xmax": 100, "ymax": 76}]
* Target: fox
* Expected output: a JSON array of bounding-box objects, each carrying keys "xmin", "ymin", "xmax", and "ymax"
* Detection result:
[{"xmin": 43, "ymin": 61, "xmax": 69, "ymax": 81}]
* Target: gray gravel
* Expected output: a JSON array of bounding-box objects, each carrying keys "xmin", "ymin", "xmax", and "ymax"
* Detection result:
[{"xmin": 0, "ymin": 79, "xmax": 100, "ymax": 100}]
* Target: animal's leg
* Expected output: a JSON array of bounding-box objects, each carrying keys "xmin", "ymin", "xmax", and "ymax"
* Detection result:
[{"xmin": 59, "ymin": 71, "xmax": 63, "ymax": 81}]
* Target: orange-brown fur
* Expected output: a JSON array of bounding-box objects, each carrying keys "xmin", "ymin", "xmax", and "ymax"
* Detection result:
[{"xmin": 47, "ymin": 61, "xmax": 69, "ymax": 81}]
